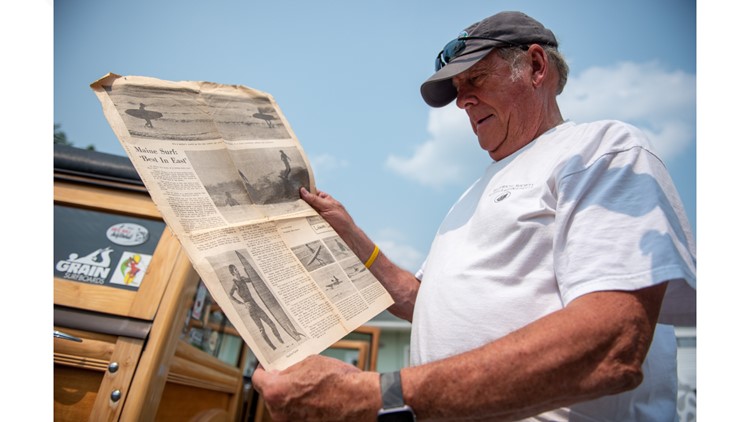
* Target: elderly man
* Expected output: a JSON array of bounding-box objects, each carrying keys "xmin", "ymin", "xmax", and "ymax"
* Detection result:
[{"xmin": 253, "ymin": 11, "xmax": 696, "ymax": 421}]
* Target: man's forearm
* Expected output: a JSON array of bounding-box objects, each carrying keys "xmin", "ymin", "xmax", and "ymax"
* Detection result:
[
  {"xmin": 252, "ymin": 276, "xmax": 666, "ymax": 422},
  {"xmin": 336, "ymin": 223, "xmax": 420, "ymax": 321},
  {"xmin": 367, "ymin": 248, "xmax": 420, "ymax": 321},
  {"xmin": 299, "ymin": 187, "xmax": 420, "ymax": 320},
  {"xmin": 399, "ymin": 284, "xmax": 666, "ymax": 420}
]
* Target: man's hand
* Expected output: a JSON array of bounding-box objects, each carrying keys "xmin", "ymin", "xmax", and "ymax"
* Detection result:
[
  {"xmin": 301, "ymin": 186, "xmax": 420, "ymax": 321},
  {"xmin": 300, "ymin": 187, "xmax": 356, "ymax": 238},
  {"xmin": 252, "ymin": 355, "xmax": 380, "ymax": 421}
]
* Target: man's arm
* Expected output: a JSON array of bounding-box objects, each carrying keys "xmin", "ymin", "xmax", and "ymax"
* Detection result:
[
  {"xmin": 252, "ymin": 189, "xmax": 670, "ymax": 421},
  {"xmin": 401, "ymin": 282, "xmax": 667, "ymax": 421},
  {"xmin": 253, "ymin": 283, "xmax": 667, "ymax": 421},
  {"xmin": 300, "ymin": 187, "xmax": 420, "ymax": 321}
]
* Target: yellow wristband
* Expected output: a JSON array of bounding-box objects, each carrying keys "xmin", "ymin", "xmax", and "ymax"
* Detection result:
[{"xmin": 364, "ymin": 244, "xmax": 380, "ymax": 269}]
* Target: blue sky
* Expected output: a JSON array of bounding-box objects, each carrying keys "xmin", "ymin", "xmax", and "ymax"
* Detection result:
[{"xmin": 53, "ymin": 0, "xmax": 697, "ymax": 275}]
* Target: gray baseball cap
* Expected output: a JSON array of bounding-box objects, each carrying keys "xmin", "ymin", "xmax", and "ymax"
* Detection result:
[{"xmin": 421, "ymin": 11, "xmax": 558, "ymax": 108}]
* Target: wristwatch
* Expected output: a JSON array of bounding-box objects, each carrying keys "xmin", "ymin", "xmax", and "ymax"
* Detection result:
[{"xmin": 377, "ymin": 370, "xmax": 416, "ymax": 421}]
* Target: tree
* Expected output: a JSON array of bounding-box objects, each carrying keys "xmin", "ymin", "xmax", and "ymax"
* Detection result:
[
  {"xmin": 54, "ymin": 123, "xmax": 96, "ymax": 150},
  {"xmin": 54, "ymin": 123, "xmax": 72, "ymax": 146}
]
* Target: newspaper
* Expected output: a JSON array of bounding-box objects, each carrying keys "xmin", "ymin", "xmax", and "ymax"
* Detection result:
[{"xmin": 90, "ymin": 73, "xmax": 394, "ymax": 370}]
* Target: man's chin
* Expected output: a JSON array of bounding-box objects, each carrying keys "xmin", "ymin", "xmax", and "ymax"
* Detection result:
[
  {"xmin": 478, "ymin": 140, "xmax": 499, "ymax": 157},
  {"xmin": 486, "ymin": 144, "xmax": 510, "ymax": 161}
]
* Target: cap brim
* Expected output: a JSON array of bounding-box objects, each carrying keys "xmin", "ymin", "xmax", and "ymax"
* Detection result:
[{"xmin": 420, "ymin": 47, "xmax": 494, "ymax": 107}]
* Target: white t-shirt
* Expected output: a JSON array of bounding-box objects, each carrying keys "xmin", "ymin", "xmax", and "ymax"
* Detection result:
[{"xmin": 410, "ymin": 120, "xmax": 696, "ymax": 421}]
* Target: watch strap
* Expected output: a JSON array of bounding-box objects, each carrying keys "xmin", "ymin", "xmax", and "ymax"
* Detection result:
[{"xmin": 380, "ymin": 370, "xmax": 406, "ymax": 408}]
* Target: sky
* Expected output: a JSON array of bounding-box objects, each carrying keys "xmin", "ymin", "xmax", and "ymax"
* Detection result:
[
  {"xmin": 53, "ymin": 0, "xmax": 698, "ymax": 275},
  {"xmin": 7, "ymin": 0, "xmax": 747, "ymax": 418}
]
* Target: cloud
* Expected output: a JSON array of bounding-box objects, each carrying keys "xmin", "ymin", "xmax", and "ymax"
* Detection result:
[
  {"xmin": 387, "ymin": 61, "xmax": 695, "ymax": 188},
  {"xmin": 558, "ymin": 61, "xmax": 696, "ymax": 159},
  {"xmin": 385, "ymin": 106, "xmax": 486, "ymax": 189},
  {"xmin": 309, "ymin": 153, "xmax": 349, "ymax": 184},
  {"xmin": 374, "ymin": 228, "xmax": 425, "ymax": 273},
  {"xmin": 310, "ymin": 153, "xmax": 349, "ymax": 171}
]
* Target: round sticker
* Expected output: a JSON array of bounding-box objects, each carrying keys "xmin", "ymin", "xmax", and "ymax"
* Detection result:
[{"xmin": 107, "ymin": 223, "xmax": 149, "ymax": 246}]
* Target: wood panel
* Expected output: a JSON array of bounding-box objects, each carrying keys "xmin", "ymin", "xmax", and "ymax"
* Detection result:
[
  {"xmin": 54, "ymin": 180, "xmax": 179, "ymax": 320},
  {"xmin": 168, "ymin": 340, "xmax": 242, "ymax": 393},
  {"xmin": 54, "ymin": 228, "xmax": 181, "ymax": 320},
  {"xmin": 89, "ymin": 336, "xmax": 145, "ymax": 422},
  {"xmin": 53, "ymin": 326, "xmax": 147, "ymax": 421},
  {"xmin": 53, "ymin": 177, "xmax": 246, "ymax": 421},
  {"xmin": 53, "ymin": 326, "xmax": 117, "ymax": 371},
  {"xmin": 54, "ymin": 365, "xmax": 104, "ymax": 421},
  {"xmin": 328, "ymin": 339, "xmax": 370, "ymax": 370},
  {"xmin": 125, "ymin": 228, "xmax": 184, "ymax": 319},
  {"xmin": 155, "ymin": 383, "xmax": 231, "ymax": 422},
  {"xmin": 119, "ymin": 250, "xmax": 201, "ymax": 421},
  {"xmin": 348, "ymin": 325, "xmax": 381, "ymax": 371},
  {"xmin": 54, "ymin": 181, "xmax": 160, "ymax": 219},
  {"xmin": 54, "ymin": 279, "xmax": 137, "ymax": 319}
]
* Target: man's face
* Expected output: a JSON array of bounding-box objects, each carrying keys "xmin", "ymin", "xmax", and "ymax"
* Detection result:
[{"xmin": 452, "ymin": 50, "xmax": 542, "ymax": 161}]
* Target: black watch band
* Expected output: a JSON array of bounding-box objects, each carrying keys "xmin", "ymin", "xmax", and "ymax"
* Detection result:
[{"xmin": 378, "ymin": 371, "xmax": 416, "ymax": 421}]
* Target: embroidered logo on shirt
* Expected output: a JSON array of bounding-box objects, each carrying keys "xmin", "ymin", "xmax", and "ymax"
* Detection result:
[
  {"xmin": 493, "ymin": 191, "xmax": 511, "ymax": 202},
  {"xmin": 489, "ymin": 184, "xmax": 534, "ymax": 204}
]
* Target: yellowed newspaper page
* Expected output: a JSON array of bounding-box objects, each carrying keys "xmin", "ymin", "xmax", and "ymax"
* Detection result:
[{"xmin": 90, "ymin": 73, "xmax": 394, "ymax": 370}]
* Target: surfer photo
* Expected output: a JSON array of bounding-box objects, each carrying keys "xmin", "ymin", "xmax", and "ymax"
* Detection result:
[
  {"xmin": 234, "ymin": 251, "xmax": 305, "ymax": 342},
  {"xmin": 125, "ymin": 103, "xmax": 162, "ymax": 128}
]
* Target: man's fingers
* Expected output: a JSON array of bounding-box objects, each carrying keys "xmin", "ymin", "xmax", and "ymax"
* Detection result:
[
  {"xmin": 300, "ymin": 187, "xmax": 333, "ymax": 210},
  {"xmin": 251, "ymin": 365, "xmax": 270, "ymax": 393},
  {"xmin": 300, "ymin": 187, "xmax": 318, "ymax": 207}
]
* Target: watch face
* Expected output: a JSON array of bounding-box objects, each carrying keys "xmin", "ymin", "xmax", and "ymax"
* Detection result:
[{"xmin": 377, "ymin": 406, "xmax": 416, "ymax": 422}]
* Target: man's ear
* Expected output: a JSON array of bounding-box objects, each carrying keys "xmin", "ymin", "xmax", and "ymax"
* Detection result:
[{"xmin": 527, "ymin": 44, "xmax": 548, "ymax": 88}]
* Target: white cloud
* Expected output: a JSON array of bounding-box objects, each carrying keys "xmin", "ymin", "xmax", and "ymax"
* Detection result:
[
  {"xmin": 310, "ymin": 153, "xmax": 349, "ymax": 171},
  {"xmin": 374, "ymin": 228, "xmax": 425, "ymax": 273},
  {"xmin": 558, "ymin": 61, "xmax": 696, "ymax": 159},
  {"xmin": 385, "ymin": 106, "xmax": 487, "ymax": 189},
  {"xmin": 387, "ymin": 61, "xmax": 695, "ymax": 188},
  {"xmin": 309, "ymin": 153, "xmax": 349, "ymax": 184}
]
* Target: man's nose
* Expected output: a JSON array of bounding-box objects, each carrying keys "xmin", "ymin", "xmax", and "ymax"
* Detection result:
[{"xmin": 455, "ymin": 86, "xmax": 478, "ymax": 109}]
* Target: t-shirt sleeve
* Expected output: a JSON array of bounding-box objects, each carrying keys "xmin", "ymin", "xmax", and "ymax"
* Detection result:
[
  {"xmin": 553, "ymin": 134, "xmax": 696, "ymax": 325},
  {"xmin": 415, "ymin": 261, "xmax": 425, "ymax": 281}
]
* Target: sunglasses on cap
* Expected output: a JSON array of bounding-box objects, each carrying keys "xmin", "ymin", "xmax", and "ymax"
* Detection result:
[{"xmin": 434, "ymin": 35, "xmax": 527, "ymax": 72}]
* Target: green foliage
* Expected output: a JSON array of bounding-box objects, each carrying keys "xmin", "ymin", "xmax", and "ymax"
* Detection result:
[
  {"xmin": 54, "ymin": 123, "xmax": 72, "ymax": 146},
  {"xmin": 54, "ymin": 123, "xmax": 96, "ymax": 150}
]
